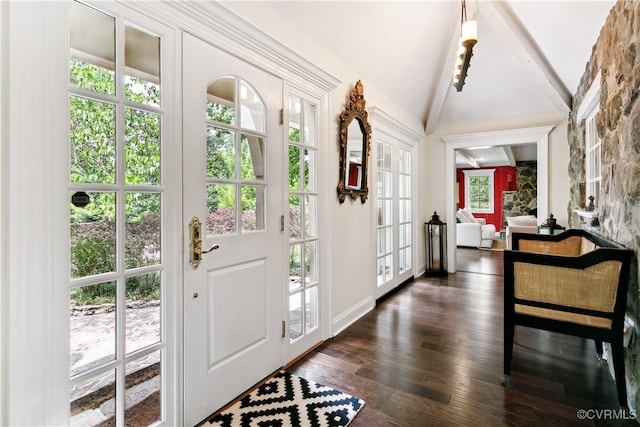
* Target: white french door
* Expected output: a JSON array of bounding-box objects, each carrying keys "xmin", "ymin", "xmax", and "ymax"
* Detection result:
[
  {"xmin": 182, "ymin": 33, "xmax": 284, "ymax": 426},
  {"xmin": 375, "ymin": 135, "xmax": 415, "ymax": 299}
]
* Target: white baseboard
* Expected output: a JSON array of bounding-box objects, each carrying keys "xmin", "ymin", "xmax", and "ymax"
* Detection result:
[{"xmin": 331, "ymin": 297, "xmax": 374, "ymax": 337}]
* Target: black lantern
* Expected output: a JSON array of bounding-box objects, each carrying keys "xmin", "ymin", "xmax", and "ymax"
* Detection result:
[
  {"xmin": 425, "ymin": 211, "xmax": 448, "ymax": 275},
  {"xmin": 538, "ymin": 213, "xmax": 566, "ymax": 235}
]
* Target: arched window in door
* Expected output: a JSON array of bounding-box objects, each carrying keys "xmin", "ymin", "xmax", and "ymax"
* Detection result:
[{"xmin": 205, "ymin": 77, "xmax": 267, "ymax": 236}]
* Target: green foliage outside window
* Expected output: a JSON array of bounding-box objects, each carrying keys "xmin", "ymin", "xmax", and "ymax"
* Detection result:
[
  {"xmin": 287, "ymin": 126, "xmax": 311, "ymax": 198},
  {"xmin": 469, "ymin": 176, "xmax": 490, "ymax": 210},
  {"xmin": 70, "ymin": 59, "xmax": 161, "ymax": 305},
  {"xmin": 70, "ymin": 62, "xmax": 285, "ymax": 304}
]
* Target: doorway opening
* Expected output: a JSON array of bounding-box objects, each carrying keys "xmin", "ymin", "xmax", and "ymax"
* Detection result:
[{"xmin": 443, "ymin": 126, "xmax": 553, "ymax": 272}]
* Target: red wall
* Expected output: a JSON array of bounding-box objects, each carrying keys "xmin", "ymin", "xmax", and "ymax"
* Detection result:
[{"xmin": 457, "ymin": 166, "xmax": 516, "ymax": 230}]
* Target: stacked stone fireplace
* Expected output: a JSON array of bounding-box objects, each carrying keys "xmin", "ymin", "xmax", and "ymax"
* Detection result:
[{"xmin": 503, "ymin": 161, "xmax": 537, "ymax": 219}]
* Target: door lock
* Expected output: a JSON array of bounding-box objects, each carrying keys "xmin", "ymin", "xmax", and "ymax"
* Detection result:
[{"xmin": 189, "ymin": 216, "xmax": 219, "ymax": 269}]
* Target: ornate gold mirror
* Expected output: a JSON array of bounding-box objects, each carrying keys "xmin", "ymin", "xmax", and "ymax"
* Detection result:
[{"xmin": 337, "ymin": 80, "xmax": 371, "ymax": 203}]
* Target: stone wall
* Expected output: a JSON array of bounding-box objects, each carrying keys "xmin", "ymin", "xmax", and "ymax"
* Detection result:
[
  {"xmin": 567, "ymin": 0, "xmax": 640, "ymax": 410},
  {"xmin": 504, "ymin": 161, "xmax": 538, "ymax": 217}
]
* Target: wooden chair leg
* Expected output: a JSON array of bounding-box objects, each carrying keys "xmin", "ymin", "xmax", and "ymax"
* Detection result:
[
  {"xmin": 611, "ymin": 338, "xmax": 628, "ymax": 408},
  {"xmin": 502, "ymin": 321, "xmax": 515, "ymax": 385},
  {"xmin": 594, "ymin": 340, "xmax": 603, "ymax": 360}
]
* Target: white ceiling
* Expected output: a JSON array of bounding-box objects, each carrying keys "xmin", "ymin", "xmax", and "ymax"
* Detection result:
[
  {"xmin": 224, "ymin": 0, "xmax": 615, "ymax": 166},
  {"xmin": 455, "ymin": 142, "xmax": 537, "ymax": 168}
]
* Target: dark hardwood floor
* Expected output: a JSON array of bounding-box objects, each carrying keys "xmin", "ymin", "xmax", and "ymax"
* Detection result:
[{"xmin": 289, "ymin": 247, "xmax": 637, "ymax": 426}]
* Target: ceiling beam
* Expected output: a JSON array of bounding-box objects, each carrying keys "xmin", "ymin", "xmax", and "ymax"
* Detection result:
[
  {"xmin": 424, "ymin": 3, "xmax": 459, "ymax": 134},
  {"xmin": 502, "ymin": 146, "xmax": 516, "ymax": 166},
  {"xmin": 456, "ymin": 150, "xmax": 480, "ymax": 168},
  {"xmin": 484, "ymin": 1, "xmax": 571, "ymax": 114}
]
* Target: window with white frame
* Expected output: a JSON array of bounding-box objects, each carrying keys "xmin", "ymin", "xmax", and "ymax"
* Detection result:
[
  {"xmin": 287, "ymin": 94, "xmax": 319, "ymax": 343},
  {"xmin": 577, "ymin": 71, "xmax": 602, "ymax": 209},
  {"xmin": 585, "ymin": 106, "xmax": 601, "ymax": 208},
  {"xmin": 463, "ymin": 169, "xmax": 495, "ymax": 213}
]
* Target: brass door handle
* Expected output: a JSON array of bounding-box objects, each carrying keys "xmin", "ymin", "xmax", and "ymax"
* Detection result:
[
  {"xmin": 202, "ymin": 244, "xmax": 219, "ymax": 254},
  {"xmin": 189, "ymin": 216, "xmax": 219, "ymax": 269}
]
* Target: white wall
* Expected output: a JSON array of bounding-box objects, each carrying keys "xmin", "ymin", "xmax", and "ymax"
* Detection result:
[
  {"xmin": 548, "ymin": 119, "xmax": 570, "ymax": 227},
  {"xmin": 0, "ymin": 2, "xmax": 6, "ymax": 424}
]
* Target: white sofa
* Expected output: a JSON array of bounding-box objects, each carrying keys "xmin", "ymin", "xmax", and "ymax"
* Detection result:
[
  {"xmin": 456, "ymin": 209, "xmax": 496, "ymax": 248},
  {"xmin": 505, "ymin": 215, "xmax": 538, "ymax": 249}
]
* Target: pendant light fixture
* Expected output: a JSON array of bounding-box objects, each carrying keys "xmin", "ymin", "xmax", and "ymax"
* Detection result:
[{"xmin": 453, "ymin": 0, "xmax": 478, "ymax": 92}]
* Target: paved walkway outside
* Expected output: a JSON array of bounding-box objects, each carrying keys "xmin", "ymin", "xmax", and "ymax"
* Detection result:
[{"xmin": 70, "ymin": 303, "xmax": 161, "ymax": 425}]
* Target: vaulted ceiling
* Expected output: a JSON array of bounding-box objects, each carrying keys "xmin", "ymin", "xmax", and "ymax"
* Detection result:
[{"xmin": 224, "ymin": 0, "xmax": 615, "ymax": 164}]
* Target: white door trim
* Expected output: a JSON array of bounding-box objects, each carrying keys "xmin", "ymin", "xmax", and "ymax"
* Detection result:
[{"xmin": 2, "ymin": 2, "xmax": 70, "ymax": 425}]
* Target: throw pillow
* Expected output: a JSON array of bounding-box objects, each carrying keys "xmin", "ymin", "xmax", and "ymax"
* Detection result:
[{"xmin": 457, "ymin": 209, "xmax": 478, "ymax": 223}]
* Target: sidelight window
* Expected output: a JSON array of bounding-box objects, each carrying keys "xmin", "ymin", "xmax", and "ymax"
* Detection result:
[
  {"xmin": 287, "ymin": 94, "xmax": 319, "ymax": 342},
  {"xmin": 68, "ymin": 2, "xmax": 164, "ymax": 425}
]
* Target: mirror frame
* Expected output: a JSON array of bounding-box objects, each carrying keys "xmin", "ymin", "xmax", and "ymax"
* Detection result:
[{"xmin": 337, "ymin": 80, "xmax": 372, "ymax": 203}]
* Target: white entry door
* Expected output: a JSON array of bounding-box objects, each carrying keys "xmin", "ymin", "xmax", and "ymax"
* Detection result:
[{"xmin": 183, "ymin": 33, "xmax": 284, "ymax": 426}]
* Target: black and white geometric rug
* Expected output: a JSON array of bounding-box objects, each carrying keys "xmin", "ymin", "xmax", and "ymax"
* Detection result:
[{"xmin": 207, "ymin": 371, "xmax": 365, "ymax": 427}]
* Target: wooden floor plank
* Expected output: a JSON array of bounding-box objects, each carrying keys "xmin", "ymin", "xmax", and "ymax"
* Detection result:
[{"xmin": 289, "ymin": 247, "xmax": 637, "ymax": 426}]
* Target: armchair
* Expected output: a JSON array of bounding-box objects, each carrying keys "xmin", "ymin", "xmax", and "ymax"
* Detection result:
[
  {"xmin": 455, "ymin": 209, "xmax": 495, "ymax": 248},
  {"xmin": 505, "ymin": 215, "xmax": 537, "ymax": 249},
  {"xmin": 503, "ymin": 229, "xmax": 634, "ymax": 408}
]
